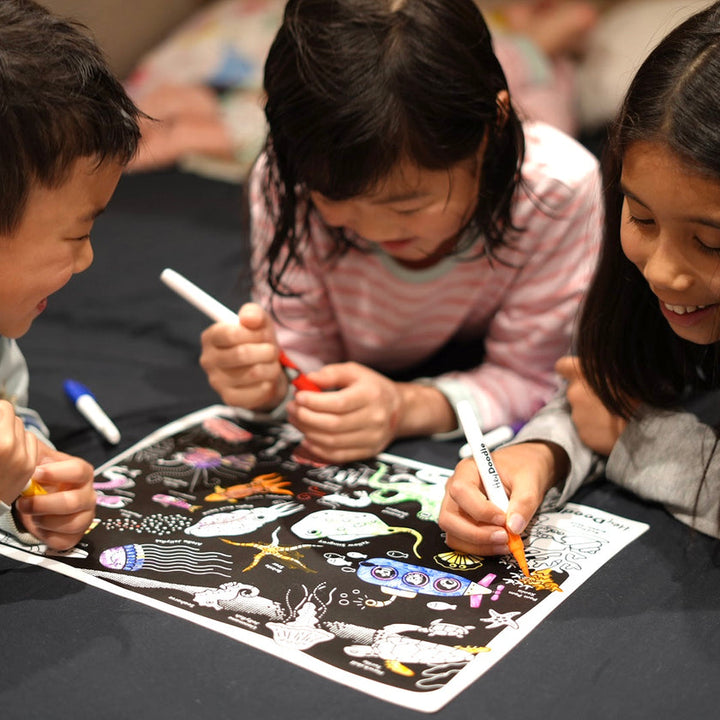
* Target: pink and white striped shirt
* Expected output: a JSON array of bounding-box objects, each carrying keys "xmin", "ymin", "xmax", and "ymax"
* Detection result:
[{"xmin": 250, "ymin": 122, "xmax": 602, "ymax": 432}]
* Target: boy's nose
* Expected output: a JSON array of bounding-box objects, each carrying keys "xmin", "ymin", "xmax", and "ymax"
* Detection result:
[{"xmin": 73, "ymin": 240, "xmax": 94, "ymax": 274}]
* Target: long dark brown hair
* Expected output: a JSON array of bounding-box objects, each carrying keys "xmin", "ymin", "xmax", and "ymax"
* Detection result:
[{"xmin": 578, "ymin": 1, "xmax": 720, "ymax": 417}]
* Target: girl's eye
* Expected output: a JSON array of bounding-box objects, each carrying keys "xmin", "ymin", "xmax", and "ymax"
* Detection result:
[
  {"xmin": 694, "ymin": 236, "xmax": 720, "ymax": 255},
  {"xmin": 627, "ymin": 215, "xmax": 654, "ymax": 227}
]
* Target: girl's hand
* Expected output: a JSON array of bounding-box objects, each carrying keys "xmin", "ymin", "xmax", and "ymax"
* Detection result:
[
  {"xmin": 287, "ymin": 362, "xmax": 405, "ymax": 463},
  {"xmin": 555, "ymin": 356, "xmax": 627, "ymax": 456},
  {"xmin": 0, "ymin": 400, "xmax": 39, "ymax": 506},
  {"xmin": 200, "ymin": 302, "xmax": 288, "ymax": 411},
  {"xmin": 438, "ymin": 442, "xmax": 566, "ymax": 556},
  {"xmin": 13, "ymin": 446, "xmax": 96, "ymax": 551}
]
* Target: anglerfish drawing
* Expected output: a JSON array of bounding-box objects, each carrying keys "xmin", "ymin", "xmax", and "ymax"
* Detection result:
[{"xmin": 290, "ymin": 510, "xmax": 423, "ymax": 558}]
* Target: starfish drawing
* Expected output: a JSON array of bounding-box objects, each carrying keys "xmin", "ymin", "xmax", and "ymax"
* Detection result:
[
  {"xmin": 222, "ymin": 526, "xmax": 319, "ymax": 573},
  {"xmin": 479, "ymin": 609, "xmax": 521, "ymax": 630}
]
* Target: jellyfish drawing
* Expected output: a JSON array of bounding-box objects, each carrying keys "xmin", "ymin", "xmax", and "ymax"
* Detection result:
[
  {"xmin": 149, "ymin": 445, "xmax": 252, "ymax": 493},
  {"xmin": 98, "ymin": 543, "xmax": 234, "ymax": 577}
]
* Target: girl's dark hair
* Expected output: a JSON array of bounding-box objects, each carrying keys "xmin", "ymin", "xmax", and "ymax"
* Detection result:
[
  {"xmin": 261, "ymin": 0, "xmax": 525, "ymax": 295},
  {"xmin": 0, "ymin": 0, "xmax": 142, "ymax": 235},
  {"xmin": 578, "ymin": 0, "xmax": 720, "ymax": 417}
]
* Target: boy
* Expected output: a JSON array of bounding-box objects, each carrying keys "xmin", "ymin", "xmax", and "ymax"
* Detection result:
[{"xmin": 0, "ymin": 0, "xmax": 142, "ymax": 550}]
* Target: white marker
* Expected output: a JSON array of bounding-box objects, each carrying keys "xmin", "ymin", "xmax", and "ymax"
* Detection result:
[
  {"xmin": 160, "ymin": 268, "xmax": 238, "ymax": 324},
  {"xmin": 455, "ymin": 400, "xmax": 529, "ymax": 575},
  {"xmin": 63, "ymin": 379, "xmax": 121, "ymax": 445}
]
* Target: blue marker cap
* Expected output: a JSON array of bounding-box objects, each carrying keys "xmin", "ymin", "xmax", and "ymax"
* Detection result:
[{"xmin": 63, "ymin": 379, "xmax": 94, "ymax": 402}]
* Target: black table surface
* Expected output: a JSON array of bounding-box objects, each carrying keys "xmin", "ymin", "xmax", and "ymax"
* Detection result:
[{"xmin": 1, "ymin": 170, "xmax": 718, "ymax": 720}]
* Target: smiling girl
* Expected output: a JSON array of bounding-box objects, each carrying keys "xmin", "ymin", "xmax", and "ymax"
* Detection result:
[
  {"xmin": 199, "ymin": 0, "xmax": 601, "ymax": 462},
  {"xmin": 440, "ymin": 0, "xmax": 720, "ymax": 554}
]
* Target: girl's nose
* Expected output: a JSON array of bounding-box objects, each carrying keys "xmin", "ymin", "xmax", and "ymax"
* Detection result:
[{"xmin": 641, "ymin": 238, "xmax": 693, "ymax": 293}]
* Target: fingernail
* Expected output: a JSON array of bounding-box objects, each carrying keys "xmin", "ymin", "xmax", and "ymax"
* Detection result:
[
  {"xmin": 490, "ymin": 529, "xmax": 508, "ymax": 544},
  {"xmin": 507, "ymin": 513, "xmax": 526, "ymax": 535}
]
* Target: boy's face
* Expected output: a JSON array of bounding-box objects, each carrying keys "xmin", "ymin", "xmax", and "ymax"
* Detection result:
[{"xmin": 0, "ymin": 156, "xmax": 123, "ymax": 338}]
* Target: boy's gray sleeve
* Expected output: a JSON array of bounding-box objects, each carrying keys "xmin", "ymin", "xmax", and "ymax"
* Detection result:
[
  {"xmin": 0, "ymin": 337, "xmax": 52, "ymax": 445},
  {"xmin": 510, "ymin": 393, "xmax": 606, "ymax": 509}
]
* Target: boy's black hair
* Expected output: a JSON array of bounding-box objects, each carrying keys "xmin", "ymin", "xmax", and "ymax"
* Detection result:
[
  {"xmin": 0, "ymin": 0, "xmax": 142, "ymax": 234},
  {"xmin": 260, "ymin": 0, "xmax": 525, "ymax": 295},
  {"xmin": 578, "ymin": 0, "xmax": 720, "ymax": 416}
]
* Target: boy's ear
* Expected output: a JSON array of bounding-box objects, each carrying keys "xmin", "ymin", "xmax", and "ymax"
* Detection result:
[{"xmin": 496, "ymin": 90, "xmax": 510, "ymax": 127}]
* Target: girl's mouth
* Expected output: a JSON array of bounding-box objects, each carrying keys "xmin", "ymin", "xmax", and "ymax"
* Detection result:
[
  {"xmin": 659, "ymin": 299, "xmax": 715, "ymax": 326},
  {"xmin": 36, "ymin": 298, "xmax": 48, "ymax": 314}
]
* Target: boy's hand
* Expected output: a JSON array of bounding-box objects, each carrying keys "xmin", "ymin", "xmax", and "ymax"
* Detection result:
[
  {"xmin": 14, "ymin": 446, "xmax": 96, "ymax": 551},
  {"xmin": 556, "ymin": 355, "xmax": 626, "ymax": 456},
  {"xmin": 438, "ymin": 442, "xmax": 565, "ymax": 556},
  {"xmin": 200, "ymin": 302, "xmax": 288, "ymax": 411},
  {"xmin": 0, "ymin": 400, "xmax": 39, "ymax": 506}
]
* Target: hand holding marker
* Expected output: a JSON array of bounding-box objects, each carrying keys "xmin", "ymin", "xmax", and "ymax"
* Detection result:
[
  {"xmin": 456, "ymin": 399, "xmax": 530, "ymax": 576},
  {"xmin": 159, "ymin": 268, "xmax": 321, "ymax": 393}
]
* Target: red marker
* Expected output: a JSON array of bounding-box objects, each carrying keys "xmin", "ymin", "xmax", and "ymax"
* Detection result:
[{"xmin": 160, "ymin": 268, "xmax": 321, "ymax": 393}]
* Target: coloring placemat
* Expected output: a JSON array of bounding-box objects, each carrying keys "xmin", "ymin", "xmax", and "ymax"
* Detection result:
[{"xmin": 0, "ymin": 406, "xmax": 649, "ymax": 712}]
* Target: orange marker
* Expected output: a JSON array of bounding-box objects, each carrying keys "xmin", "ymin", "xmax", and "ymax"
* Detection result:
[
  {"xmin": 21, "ymin": 478, "xmax": 47, "ymax": 497},
  {"xmin": 456, "ymin": 400, "xmax": 530, "ymax": 576}
]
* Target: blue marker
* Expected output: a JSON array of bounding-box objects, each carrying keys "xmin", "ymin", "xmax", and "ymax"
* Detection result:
[{"xmin": 63, "ymin": 379, "xmax": 121, "ymax": 445}]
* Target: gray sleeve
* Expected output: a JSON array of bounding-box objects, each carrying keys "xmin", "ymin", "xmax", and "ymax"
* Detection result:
[{"xmin": 606, "ymin": 407, "xmax": 720, "ymax": 539}]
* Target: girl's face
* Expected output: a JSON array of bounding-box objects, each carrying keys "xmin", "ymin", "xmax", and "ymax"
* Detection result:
[
  {"xmin": 0, "ymin": 156, "xmax": 123, "ymax": 339},
  {"xmin": 620, "ymin": 141, "xmax": 720, "ymax": 345},
  {"xmin": 310, "ymin": 152, "xmax": 483, "ymax": 269}
]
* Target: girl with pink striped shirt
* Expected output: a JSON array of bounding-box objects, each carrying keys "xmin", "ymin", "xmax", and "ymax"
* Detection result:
[{"xmin": 199, "ymin": 0, "xmax": 602, "ymax": 463}]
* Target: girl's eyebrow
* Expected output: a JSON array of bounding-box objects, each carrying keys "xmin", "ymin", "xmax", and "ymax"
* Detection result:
[
  {"xmin": 621, "ymin": 182, "xmax": 720, "ymax": 229},
  {"xmin": 370, "ymin": 190, "xmax": 433, "ymax": 205},
  {"xmin": 619, "ymin": 184, "xmax": 647, "ymax": 207}
]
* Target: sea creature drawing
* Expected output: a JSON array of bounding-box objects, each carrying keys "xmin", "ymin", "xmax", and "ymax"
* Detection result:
[
  {"xmin": 152, "ymin": 494, "xmax": 201, "ymax": 512},
  {"xmin": 184, "ymin": 501, "xmax": 304, "ymax": 538},
  {"xmin": 479, "ymin": 609, "xmax": 521, "ymax": 630},
  {"xmin": 202, "ymin": 416, "xmax": 253, "ymax": 443},
  {"xmin": 102, "ymin": 513, "xmax": 194, "ymax": 536},
  {"xmin": 222, "ymin": 526, "xmax": 318, "ymax": 572},
  {"xmin": 95, "ymin": 492, "xmax": 133, "ymax": 509},
  {"xmin": 367, "ymin": 466, "xmax": 445, "ymax": 522},
  {"xmin": 357, "ymin": 558, "xmax": 493, "ymax": 607},
  {"xmin": 290, "ymin": 510, "xmax": 424, "ymax": 558},
  {"xmin": 434, "ymin": 550, "xmax": 485, "ymax": 571},
  {"xmin": 519, "ymin": 568, "xmax": 563, "ymax": 593},
  {"xmin": 266, "ymin": 583, "xmax": 336, "ymax": 650},
  {"xmin": 152, "ymin": 446, "xmax": 253, "ymax": 492},
  {"xmin": 204, "ymin": 472, "xmax": 293, "ymax": 503},
  {"xmin": 94, "ymin": 465, "xmax": 140, "ymax": 491},
  {"xmin": 329, "ymin": 621, "xmax": 489, "ymax": 675},
  {"xmin": 99, "ymin": 543, "xmax": 233, "ymax": 577}
]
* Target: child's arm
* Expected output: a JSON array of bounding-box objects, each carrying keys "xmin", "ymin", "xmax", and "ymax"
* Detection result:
[
  {"xmin": 438, "ymin": 441, "xmax": 567, "ymax": 556},
  {"xmin": 555, "ymin": 355, "xmax": 628, "ymax": 456},
  {"xmin": 13, "ymin": 443, "xmax": 95, "ymax": 551},
  {"xmin": 200, "ymin": 302, "xmax": 290, "ymax": 412},
  {"xmin": 0, "ymin": 400, "xmax": 40, "ymax": 510}
]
